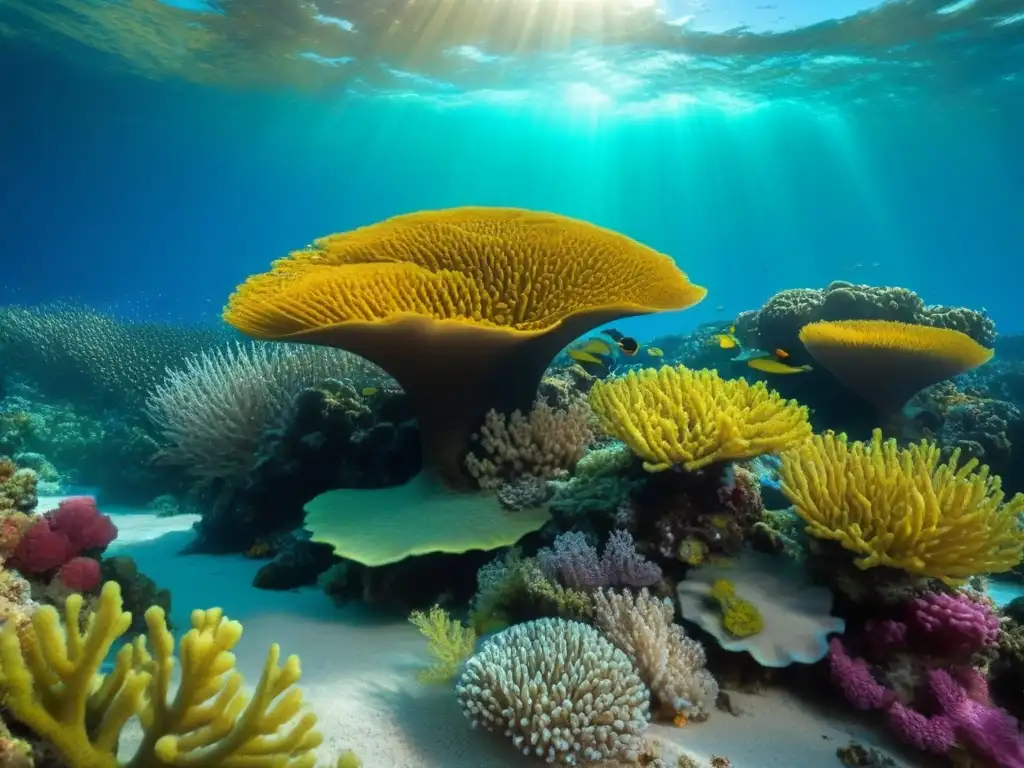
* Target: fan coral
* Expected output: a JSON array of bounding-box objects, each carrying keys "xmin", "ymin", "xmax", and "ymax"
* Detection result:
[
  {"xmin": 223, "ymin": 206, "xmax": 705, "ymax": 488},
  {"xmin": 464, "ymin": 398, "xmax": 594, "ymax": 489},
  {"xmin": 592, "ymin": 587, "xmax": 718, "ymax": 719},
  {"xmin": 537, "ymin": 530, "xmax": 662, "ymax": 591},
  {"xmin": 798, "ymin": 320, "xmax": 994, "ymax": 414},
  {"xmin": 589, "ymin": 365, "xmax": 811, "ymax": 472},
  {"xmin": 779, "ymin": 429, "xmax": 1024, "ymax": 584},
  {"xmin": 456, "ymin": 617, "xmax": 650, "ymax": 765}
]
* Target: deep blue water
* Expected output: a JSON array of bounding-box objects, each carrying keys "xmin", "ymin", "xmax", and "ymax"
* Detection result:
[{"xmin": 1, "ymin": 0, "xmax": 1023, "ymax": 338}]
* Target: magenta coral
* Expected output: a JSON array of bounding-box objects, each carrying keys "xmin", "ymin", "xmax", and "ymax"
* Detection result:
[
  {"xmin": 11, "ymin": 518, "xmax": 73, "ymax": 574},
  {"xmin": 827, "ymin": 638, "xmax": 893, "ymax": 710},
  {"xmin": 907, "ymin": 592, "xmax": 999, "ymax": 658},
  {"xmin": 50, "ymin": 496, "xmax": 118, "ymax": 552},
  {"xmin": 537, "ymin": 530, "xmax": 661, "ymax": 591},
  {"xmin": 58, "ymin": 556, "xmax": 102, "ymax": 593}
]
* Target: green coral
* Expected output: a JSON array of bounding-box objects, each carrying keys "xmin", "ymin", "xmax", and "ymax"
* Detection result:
[
  {"xmin": 408, "ymin": 605, "xmax": 477, "ymax": 684},
  {"xmin": 469, "ymin": 551, "xmax": 593, "ymax": 633},
  {"xmin": 709, "ymin": 578, "xmax": 764, "ymax": 638}
]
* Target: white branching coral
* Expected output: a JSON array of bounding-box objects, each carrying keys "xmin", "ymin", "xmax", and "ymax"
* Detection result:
[
  {"xmin": 456, "ymin": 617, "xmax": 650, "ymax": 765},
  {"xmin": 593, "ymin": 588, "xmax": 719, "ymax": 720},
  {"xmin": 465, "ymin": 399, "xmax": 594, "ymax": 489}
]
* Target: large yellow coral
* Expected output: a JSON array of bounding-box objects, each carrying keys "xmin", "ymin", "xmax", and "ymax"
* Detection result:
[
  {"xmin": 0, "ymin": 581, "xmax": 323, "ymax": 767},
  {"xmin": 779, "ymin": 429, "xmax": 1024, "ymax": 584},
  {"xmin": 588, "ymin": 365, "xmax": 812, "ymax": 472},
  {"xmin": 223, "ymin": 207, "xmax": 705, "ymax": 487}
]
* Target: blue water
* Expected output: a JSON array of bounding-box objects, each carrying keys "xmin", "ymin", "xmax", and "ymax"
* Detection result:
[{"xmin": 0, "ymin": 0, "xmax": 1021, "ymax": 339}]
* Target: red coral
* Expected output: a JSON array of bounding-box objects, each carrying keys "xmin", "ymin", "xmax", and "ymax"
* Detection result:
[
  {"xmin": 58, "ymin": 556, "xmax": 101, "ymax": 592},
  {"xmin": 50, "ymin": 496, "xmax": 117, "ymax": 553},
  {"xmin": 11, "ymin": 518, "xmax": 73, "ymax": 574}
]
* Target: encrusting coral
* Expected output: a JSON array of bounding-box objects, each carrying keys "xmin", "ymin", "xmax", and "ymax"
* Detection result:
[
  {"xmin": 222, "ymin": 206, "xmax": 706, "ymax": 488},
  {"xmin": 798, "ymin": 320, "xmax": 994, "ymax": 414},
  {"xmin": 779, "ymin": 428, "xmax": 1024, "ymax": 584},
  {"xmin": 592, "ymin": 587, "xmax": 719, "ymax": 720},
  {"xmin": 588, "ymin": 365, "xmax": 811, "ymax": 472},
  {"xmin": 456, "ymin": 617, "xmax": 650, "ymax": 765},
  {"xmin": 0, "ymin": 581, "xmax": 331, "ymax": 767},
  {"xmin": 464, "ymin": 398, "xmax": 593, "ymax": 490}
]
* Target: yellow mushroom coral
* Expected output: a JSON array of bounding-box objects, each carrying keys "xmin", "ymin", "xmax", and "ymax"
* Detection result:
[
  {"xmin": 223, "ymin": 207, "xmax": 705, "ymax": 488},
  {"xmin": 779, "ymin": 429, "xmax": 1024, "ymax": 584},
  {"xmin": 589, "ymin": 365, "xmax": 811, "ymax": 472},
  {"xmin": 798, "ymin": 319, "xmax": 994, "ymax": 414}
]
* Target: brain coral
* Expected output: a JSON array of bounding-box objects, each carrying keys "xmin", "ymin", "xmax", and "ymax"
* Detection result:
[
  {"xmin": 224, "ymin": 207, "xmax": 705, "ymax": 488},
  {"xmin": 733, "ymin": 281, "xmax": 995, "ymax": 358},
  {"xmin": 457, "ymin": 617, "xmax": 650, "ymax": 765}
]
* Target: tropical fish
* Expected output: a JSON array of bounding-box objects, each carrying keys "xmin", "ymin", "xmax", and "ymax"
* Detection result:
[
  {"xmin": 713, "ymin": 325, "xmax": 740, "ymax": 350},
  {"xmin": 732, "ymin": 347, "xmax": 773, "ymax": 362},
  {"xmin": 773, "ymin": 348, "xmax": 790, "ymax": 359},
  {"xmin": 361, "ymin": 386, "xmax": 378, "ymax": 396},
  {"xmin": 646, "ymin": 347, "xmax": 664, "ymax": 358},
  {"xmin": 746, "ymin": 358, "xmax": 813, "ymax": 375},
  {"xmin": 566, "ymin": 337, "xmax": 616, "ymax": 375},
  {"xmin": 602, "ymin": 328, "xmax": 640, "ymax": 356}
]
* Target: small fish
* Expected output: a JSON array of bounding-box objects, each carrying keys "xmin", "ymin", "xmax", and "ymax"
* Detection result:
[
  {"xmin": 602, "ymin": 328, "xmax": 639, "ymax": 356},
  {"xmin": 714, "ymin": 333, "xmax": 739, "ymax": 350},
  {"xmin": 677, "ymin": 537, "xmax": 708, "ymax": 567},
  {"xmin": 773, "ymin": 348, "xmax": 790, "ymax": 359},
  {"xmin": 746, "ymin": 358, "xmax": 813, "ymax": 375},
  {"xmin": 578, "ymin": 338, "xmax": 614, "ymax": 356},
  {"xmin": 567, "ymin": 349, "xmax": 608, "ymax": 366},
  {"xmin": 646, "ymin": 347, "xmax": 664, "ymax": 358},
  {"xmin": 361, "ymin": 386, "xmax": 378, "ymax": 396},
  {"xmin": 731, "ymin": 347, "xmax": 771, "ymax": 362}
]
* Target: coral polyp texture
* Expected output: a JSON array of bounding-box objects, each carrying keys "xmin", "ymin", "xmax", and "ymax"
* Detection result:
[
  {"xmin": 588, "ymin": 365, "xmax": 811, "ymax": 472},
  {"xmin": 798, "ymin": 319, "xmax": 994, "ymax": 413},
  {"xmin": 779, "ymin": 428, "xmax": 1024, "ymax": 584},
  {"xmin": 222, "ymin": 207, "xmax": 705, "ymax": 486},
  {"xmin": 456, "ymin": 617, "xmax": 650, "ymax": 765},
  {"xmin": 0, "ymin": 581, "xmax": 328, "ymax": 767}
]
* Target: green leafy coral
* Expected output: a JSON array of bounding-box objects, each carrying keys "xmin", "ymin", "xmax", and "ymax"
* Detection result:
[
  {"xmin": 408, "ymin": 606, "xmax": 477, "ymax": 684},
  {"xmin": 0, "ymin": 581, "xmax": 328, "ymax": 767}
]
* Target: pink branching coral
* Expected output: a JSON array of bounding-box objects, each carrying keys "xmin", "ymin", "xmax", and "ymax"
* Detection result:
[
  {"xmin": 828, "ymin": 638, "xmax": 894, "ymax": 710},
  {"xmin": 537, "ymin": 530, "xmax": 661, "ymax": 591},
  {"xmin": 906, "ymin": 592, "xmax": 999, "ymax": 658}
]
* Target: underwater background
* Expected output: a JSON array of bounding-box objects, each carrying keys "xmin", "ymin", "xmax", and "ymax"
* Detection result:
[{"xmin": 3, "ymin": 1, "xmax": 1024, "ymax": 768}]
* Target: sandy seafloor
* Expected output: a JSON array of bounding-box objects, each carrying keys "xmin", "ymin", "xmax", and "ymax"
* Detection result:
[{"xmin": 36, "ymin": 496, "xmax": 989, "ymax": 767}]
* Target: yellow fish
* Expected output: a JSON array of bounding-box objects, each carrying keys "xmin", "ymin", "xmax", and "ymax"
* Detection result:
[
  {"xmin": 361, "ymin": 386, "xmax": 378, "ymax": 396},
  {"xmin": 646, "ymin": 347, "xmax": 664, "ymax": 357},
  {"xmin": 714, "ymin": 334, "xmax": 739, "ymax": 350},
  {"xmin": 746, "ymin": 358, "xmax": 812, "ymax": 375},
  {"xmin": 578, "ymin": 338, "xmax": 614, "ymax": 356},
  {"xmin": 568, "ymin": 349, "xmax": 607, "ymax": 366}
]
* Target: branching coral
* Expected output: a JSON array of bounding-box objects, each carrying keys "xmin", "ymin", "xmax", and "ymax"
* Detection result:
[
  {"xmin": 779, "ymin": 429, "xmax": 1024, "ymax": 584},
  {"xmin": 589, "ymin": 365, "xmax": 811, "ymax": 472},
  {"xmin": 0, "ymin": 581, "xmax": 326, "ymax": 767},
  {"xmin": 464, "ymin": 398, "xmax": 594, "ymax": 489},
  {"xmin": 592, "ymin": 587, "xmax": 718, "ymax": 719},
  {"xmin": 456, "ymin": 617, "xmax": 650, "ymax": 765},
  {"xmin": 536, "ymin": 530, "xmax": 662, "ymax": 591},
  {"xmin": 408, "ymin": 605, "xmax": 477, "ymax": 684}
]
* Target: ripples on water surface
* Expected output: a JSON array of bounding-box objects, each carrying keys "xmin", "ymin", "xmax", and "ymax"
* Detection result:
[{"xmin": 0, "ymin": 0, "xmax": 1021, "ymax": 113}]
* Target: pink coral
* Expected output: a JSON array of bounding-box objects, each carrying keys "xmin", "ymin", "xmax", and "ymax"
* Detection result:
[
  {"xmin": 10, "ymin": 518, "xmax": 73, "ymax": 573},
  {"xmin": 50, "ymin": 496, "xmax": 117, "ymax": 552},
  {"xmin": 827, "ymin": 638, "xmax": 893, "ymax": 710},
  {"xmin": 907, "ymin": 592, "xmax": 999, "ymax": 658},
  {"xmin": 58, "ymin": 556, "xmax": 101, "ymax": 592}
]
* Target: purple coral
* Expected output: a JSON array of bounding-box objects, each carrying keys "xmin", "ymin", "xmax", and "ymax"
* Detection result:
[
  {"xmin": 907, "ymin": 592, "xmax": 999, "ymax": 658},
  {"xmin": 827, "ymin": 638, "xmax": 893, "ymax": 711},
  {"xmin": 537, "ymin": 530, "xmax": 661, "ymax": 591}
]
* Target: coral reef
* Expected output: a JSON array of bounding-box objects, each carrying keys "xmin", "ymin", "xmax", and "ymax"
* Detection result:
[
  {"xmin": 536, "ymin": 530, "xmax": 662, "ymax": 591},
  {"xmin": 408, "ymin": 605, "xmax": 477, "ymax": 684}
]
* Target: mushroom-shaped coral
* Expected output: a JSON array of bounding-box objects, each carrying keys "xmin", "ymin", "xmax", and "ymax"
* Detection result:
[
  {"xmin": 676, "ymin": 550, "xmax": 845, "ymax": 667},
  {"xmin": 588, "ymin": 365, "xmax": 811, "ymax": 472},
  {"xmin": 798, "ymin": 320, "xmax": 994, "ymax": 414},
  {"xmin": 456, "ymin": 617, "xmax": 650, "ymax": 765},
  {"xmin": 779, "ymin": 428, "xmax": 1024, "ymax": 584},
  {"xmin": 223, "ymin": 207, "xmax": 705, "ymax": 488}
]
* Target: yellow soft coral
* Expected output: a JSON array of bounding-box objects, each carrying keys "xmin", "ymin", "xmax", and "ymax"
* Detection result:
[
  {"xmin": 408, "ymin": 605, "xmax": 477, "ymax": 684},
  {"xmin": 708, "ymin": 579, "xmax": 763, "ymax": 638},
  {"xmin": 0, "ymin": 581, "xmax": 322, "ymax": 767},
  {"xmin": 589, "ymin": 365, "xmax": 812, "ymax": 472},
  {"xmin": 779, "ymin": 429, "xmax": 1024, "ymax": 584}
]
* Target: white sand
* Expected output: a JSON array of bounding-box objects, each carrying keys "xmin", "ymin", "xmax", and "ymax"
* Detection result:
[{"xmin": 34, "ymin": 497, "xmax": 927, "ymax": 767}]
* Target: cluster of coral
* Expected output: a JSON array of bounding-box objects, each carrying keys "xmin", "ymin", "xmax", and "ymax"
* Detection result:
[{"xmin": 2, "ymin": 206, "xmax": 1023, "ymax": 766}]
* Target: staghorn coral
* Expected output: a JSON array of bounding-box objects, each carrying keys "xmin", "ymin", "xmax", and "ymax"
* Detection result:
[
  {"xmin": 0, "ymin": 581, "xmax": 327, "ymax": 767},
  {"xmin": 798, "ymin": 320, "xmax": 994, "ymax": 414},
  {"xmin": 465, "ymin": 398, "xmax": 594, "ymax": 489},
  {"xmin": 145, "ymin": 341, "xmax": 381, "ymax": 487},
  {"xmin": 456, "ymin": 617, "xmax": 650, "ymax": 765},
  {"xmin": 589, "ymin": 365, "xmax": 811, "ymax": 472},
  {"xmin": 223, "ymin": 206, "xmax": 705, "ymax": 488},
  {"xmin": 592, "ymin": 587, "xmax": 719, "ymax": 719},
  {"xmin": 779, "ymin": 429, "xmax": 1024, "ymax": 584}
]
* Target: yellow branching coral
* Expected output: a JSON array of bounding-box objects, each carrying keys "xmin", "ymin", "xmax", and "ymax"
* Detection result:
[
  {"xmin": 779, "ymin": 429, "xmax": 1024, "ymax": 584},
  {"xmin": 589, "ymin": 365, "xmax": 812, "ymax": 472},
  {"xmin": 0, "ymin": 581, "xmax": 323, "ymax": 768},
  {"xmin": 408, "ymin": 605, "xmax": 477, "ymax": 684}
]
